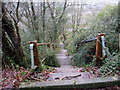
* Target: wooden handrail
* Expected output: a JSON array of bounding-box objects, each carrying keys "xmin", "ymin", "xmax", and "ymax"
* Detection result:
[
  {"xmin": 76, "ymin": 33, "xmax": 106, "ymax": 67},
  {"xmin": 29, "ymin": 41, "xmax": 51, "ymax": 68},
  {"xmin": 37, "ymin": 43, "xmax": 50, "ymax": 46}
]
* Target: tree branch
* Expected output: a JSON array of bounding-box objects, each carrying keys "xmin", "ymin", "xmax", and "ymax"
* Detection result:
[
  {"xmin": 16, "ymin": 1, "xmax": 20, "ymax": 24},
  {"xmin": 47, "ymin": 2, "xmax": 55, "ymax": 20},
  {"xmin": 57, "ymin": 1, "xmax": 67, "ymax": 24}
]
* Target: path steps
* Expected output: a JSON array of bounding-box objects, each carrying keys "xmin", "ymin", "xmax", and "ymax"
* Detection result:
[
  {"xmin": 20, "ymin": 76, "xmax": 120, "ymax": 89},
  {"xmin": 47, "ymin": 43, "xmax": 94, "ymax": 81}
]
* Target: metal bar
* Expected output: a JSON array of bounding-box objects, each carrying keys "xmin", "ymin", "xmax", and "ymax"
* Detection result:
[
  {"xmin": 30, "ymin": 44, "xmax": 34, "ymax": 69},
  {"xmin": 81, "ymin": 38, "xmax": 97, "ymax": 43},
  {"xmin": 101, "ymin": 36, "xmax": 106, "ymax": 57},
  {"xmin": 77, "ymin": 38, "xmax": 97, "ymax": 46}
]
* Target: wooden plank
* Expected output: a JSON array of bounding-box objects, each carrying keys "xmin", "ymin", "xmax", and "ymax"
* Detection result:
[{"xmin": 20, "ymin": 76, "xmax": 120, "ymax": 89}]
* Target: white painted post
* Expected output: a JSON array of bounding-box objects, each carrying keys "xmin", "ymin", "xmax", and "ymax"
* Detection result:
[
  {"xmin": 30, "ymin": 44, "xmax": 34, "ymax": 69},
  {"xmin": 101, "ymin": 36, "xmax": 106, "ymax": 57}
]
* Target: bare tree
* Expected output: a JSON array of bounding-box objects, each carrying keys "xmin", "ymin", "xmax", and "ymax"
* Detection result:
[
  {"xmin": 8, "ymin": 2, "xmax": 22, "ymax": 46},
  {"xmin": 47, "ymin": 1, "xmax": 68, "ymax": 42},
  {"xmin": 71, "ymin": 2, "xmax": 84, "ymax": 37}
]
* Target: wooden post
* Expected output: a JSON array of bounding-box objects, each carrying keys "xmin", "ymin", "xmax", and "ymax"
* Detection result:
[
  {"xmin": 33, "ymin": 41, "xmax": 41, "ymax": 67},
  {"xmin": 95, "ymin": 33, "xmax": 105, "ymax": 67},
  {"xmin": 29, "ymin": 41, "xmax": 41, "ymax": 67}
]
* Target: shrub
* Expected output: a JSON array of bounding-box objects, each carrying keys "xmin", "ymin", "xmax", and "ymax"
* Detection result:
[
  {"xmin": 98, "ymin": 54, "xmax": 120, "ymax": 76},
  {"xmin": 40, "ymin": 47, "xmax": 60, "ymax": 67}
]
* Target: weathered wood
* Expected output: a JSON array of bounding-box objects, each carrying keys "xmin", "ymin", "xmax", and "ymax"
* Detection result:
[
  {"xmin": 29, "ymin": 41, "xmax": 50, "ymax": 46},
  {"xmin": 20, "ymin": 76, "xmax": 120, "ymax": 89},
  {"xmin": 95, "ymin": 33, "xmax": 105, "ymax": 67},
  {"xmin": 33, "ymin": 41, "xmax": 40, "ymax": 67},
  {"xmin": 37, "ymin": 43, "xmax": 50, "ymax": 46}
]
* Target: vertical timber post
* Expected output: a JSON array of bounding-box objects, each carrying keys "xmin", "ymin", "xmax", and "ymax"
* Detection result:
[
  {"xmin": 33, "ymin": 41, "xmax": 40, "ymax": 67},
  {"xmin": 95, "ymin": 33, "xmax": 106, "ymax": 67}
]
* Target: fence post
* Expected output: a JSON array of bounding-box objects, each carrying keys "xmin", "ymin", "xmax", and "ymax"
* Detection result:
[
  {"xmin": 95, "ymin": 33, "xmax": 105, "ymax": 67},
  {"xmin": 33, "ymin": 41, "xmax": 41, "ymax": 67}
]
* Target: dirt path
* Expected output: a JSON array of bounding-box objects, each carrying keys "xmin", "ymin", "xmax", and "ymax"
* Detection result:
[
  {"xmin": 56, "ymin": 42, "xmax": 71, "ymax": 66},
  {"xmin": 47, "ymin": 43, "xmax": 95, "ymax": 81}
]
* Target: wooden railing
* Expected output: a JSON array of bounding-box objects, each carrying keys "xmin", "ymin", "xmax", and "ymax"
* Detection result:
[
  {"xmin": 29, "ymin": 41, "xmax": 51, "ymax": 69},
  {"xmin": 77, "ymin": 33, "xmax": 107, "ymax": 67},
  {"xmin": 29, "ymin": 33, "xmax": 108, "ymax": 68}
]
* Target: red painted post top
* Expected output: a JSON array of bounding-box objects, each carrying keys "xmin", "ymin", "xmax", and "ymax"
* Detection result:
[
  {"xmin": 29, "ymin": 41, "xmax": 50, "ymax": 46},
  {"xmin": 29, "ymin": 41, "xmax": 38, "ymax": 44},
  {"xmin": 97, "ymin": 33, "xmax": 105, "ymax": 36}
]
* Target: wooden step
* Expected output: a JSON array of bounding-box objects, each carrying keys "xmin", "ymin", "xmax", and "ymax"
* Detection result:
[{"xmin": 20, "ymin": 76, "xmax": 120, "ymax": 89}]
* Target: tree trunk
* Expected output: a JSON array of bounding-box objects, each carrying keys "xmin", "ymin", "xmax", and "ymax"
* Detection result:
[
  {"xmin": 117, "ymin": 1, "xmax": 120, "ymax": 33},
  {"xmin": 31, "ymin": 2, "xmax": 39, "ymax": 41},
  {"xmin": 2, "ymin": 3, "xmax": 24, "ymax": 67},
  {"xmin": 42, "ymin": 2, "xmax": 46, "ymax": 42},
  {"xmin": 2, "ymin": 29, "xmax": 15, "ymax": 68},
  {"xmin": 47, "ymin": 1, "xmax": 67, "ymax": 42}
]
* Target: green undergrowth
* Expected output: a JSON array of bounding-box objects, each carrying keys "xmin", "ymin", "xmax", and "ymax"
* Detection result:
[
  {"xmin": 39, "ymin": 44, "xmax": 60, "ymax": 67},
  {"xmin": 42, "ymin": 64, "xmax": 56, "ymax": 71},
  {"xmin": 43, "ymin": 54, "xmax": 60, "ymax": 67},
  {"xmin": 98, "ymin": 54, "xmax": 120, "ymax": 77}
]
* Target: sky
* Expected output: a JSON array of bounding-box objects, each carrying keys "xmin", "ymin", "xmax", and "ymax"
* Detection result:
[
  {"xmin": 4, "ymin": 0, "xmax": 120, "ymax": 4},
  {"xmin": 85, "ymin": 0, "xmax": 119, "ymax": 4}
]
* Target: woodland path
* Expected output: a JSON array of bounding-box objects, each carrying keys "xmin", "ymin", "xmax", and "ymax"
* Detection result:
[
  {"xmin": 47, "ymin": 43, "xmax": 95, "ymax": 81},
  {"xmin": 20, "ymin": 43, "xmax": 120, "ymax": 89}
]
